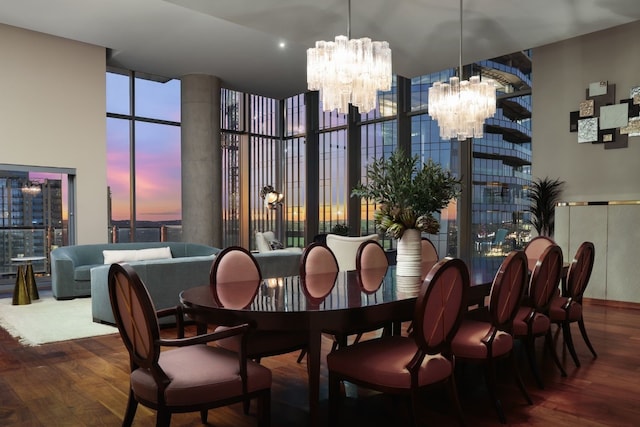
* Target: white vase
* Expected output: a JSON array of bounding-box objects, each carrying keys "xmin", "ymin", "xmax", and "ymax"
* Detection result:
[{"xmin": 396, "ymin": 228, "xmax": 422, "ymax": 277}]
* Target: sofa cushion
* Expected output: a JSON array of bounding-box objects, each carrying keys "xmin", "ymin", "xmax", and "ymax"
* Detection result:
[
  {"xmin": 103, "ymin": 247, "xmax": 172, "ymax": 264},
  {"xmin": 74, "ymin": 264, "xmax": 102, "ymax": 281}
]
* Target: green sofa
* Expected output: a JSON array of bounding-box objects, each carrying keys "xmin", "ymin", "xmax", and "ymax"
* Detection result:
[{"xmin": 50, "ymin": 242, "xmax": 303, "ymax": 325}]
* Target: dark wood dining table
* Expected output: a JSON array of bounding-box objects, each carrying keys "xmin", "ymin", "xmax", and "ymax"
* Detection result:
[{"xmin": 180, "ymin": 264, "xmax": 496, "ymax": 426}]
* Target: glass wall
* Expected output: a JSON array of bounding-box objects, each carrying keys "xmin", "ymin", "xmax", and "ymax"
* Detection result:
[
  {"xmin": 106, "ymin": 70, "xmax": 181, "ymax": 242},
  {"xmin": 105, "ymin": 50, "xmax": 532, "ymax": 262},
  {"xmin": 0, "ymin": 169, "xmax": 68, "ymax": 277}
]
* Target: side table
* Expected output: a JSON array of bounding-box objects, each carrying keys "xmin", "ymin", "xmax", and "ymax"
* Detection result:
[{"xmin": 11, "ymin": 256, "xmax": 45, "ymax": 305}]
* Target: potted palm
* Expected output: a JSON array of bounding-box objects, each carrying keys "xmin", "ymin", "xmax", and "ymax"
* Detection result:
[
  {"xmin": 351, "ymin": 149, "xmax": 461, "ymax": 276},
  {"xmin": 528, "ymin": 176, "xmax": 565, "ymax": 237}
]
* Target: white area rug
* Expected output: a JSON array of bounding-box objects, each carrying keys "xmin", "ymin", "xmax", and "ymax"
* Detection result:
[{"xmin": 0, "ymin": 291, "xmax": 117, "ymax": 346}]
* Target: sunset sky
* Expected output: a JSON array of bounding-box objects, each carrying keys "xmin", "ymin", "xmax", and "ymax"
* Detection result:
[{"xmin": 106, "ymin": 74, "xmax": 182, "ymax": 222}]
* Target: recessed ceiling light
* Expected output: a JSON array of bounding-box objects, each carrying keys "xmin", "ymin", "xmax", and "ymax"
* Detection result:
[{"xmin": 279, "ymin": 42, "xmax": 286, "ymax": 49}]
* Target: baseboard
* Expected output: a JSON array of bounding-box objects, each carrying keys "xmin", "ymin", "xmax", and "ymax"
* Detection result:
[{"xmin": 583, "ymin": 297, "xmax": 640, "ymax": 310}]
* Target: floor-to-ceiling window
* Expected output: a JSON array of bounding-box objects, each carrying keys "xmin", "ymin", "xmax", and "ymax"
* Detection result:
[
  {"xmin": 106, "ymin": 50, "xmax": 532, "ymax": 260},
  {"xmin": 106, "ymin": 69, "xmax": 181, "ymax": 242}
]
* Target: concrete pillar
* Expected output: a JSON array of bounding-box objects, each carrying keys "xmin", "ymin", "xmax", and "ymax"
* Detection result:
[{"xmin": 180, "ymin": 74, "xmax": 222, "ymax": 247}]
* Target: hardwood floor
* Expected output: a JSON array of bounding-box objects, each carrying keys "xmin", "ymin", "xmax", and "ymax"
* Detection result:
[{"xmin": 0, "ymin": 301, "xmax": 639, "ymax": 426}]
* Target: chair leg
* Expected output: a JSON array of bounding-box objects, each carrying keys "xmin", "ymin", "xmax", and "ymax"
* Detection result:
[
  {"xmin": 296, "ymin": 348, "xmax": 307, "ymax": 363},
  {"xmin": 578, "ymin": 317, "xmax": 598, "ymax": 359},
  {"xmin": 257, "ymin": 390, "xmax": 271, "ymax": 427},
  {"xmin": 122, "ymin": 390, "xmax": 138, "ymax": 427},
  {"xmin": 510, "ymin": 351, "xmax": 532, "ymax": 405},
  {"xmin": 200, "ymin": 409, "xmax": 208, "ymax": 423},
  {"xmin": 409, "ymin": 388, "xmax": 421, "ymax": 427},
  {"xmin": 243, "ymin": 399, "xmax": 250, "ymax": 415},
  {"xmin": 484, "ymin": 361, "xmax": 506, "ymax": 424},
  {"xmin": 522, "ymin": 336, "xmax": 544, "ymax": 389},
  {"xmin": 156, "ymin": 409, "xmax": 171, "ymax": 427},
  {"xmin": 545, "ymin": 330, "xmax": 567, "ymax": 377},
  {"xmin": 446, "ymin": 374, "xmax": 466, "ymax": 426},
  {"xmin": 328, "ymin": 372, "xmax": 341, "ymax": 426},
  {"xmin": 561, "ymin": 321, "xmax": 581, "ymax": 367},
  {"xmin": 352, "ymin": 332, "xmax": 364, "ymax": 345}
]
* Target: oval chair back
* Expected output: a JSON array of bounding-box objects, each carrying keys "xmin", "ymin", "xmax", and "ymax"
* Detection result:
[
  {"xmin": 524, "ymin": 236, "xmax": 555, "ymax": 271},
  {"xmin": 488, "ymin": 250, "xmax": 528, "ymax": 330},
  {"xmin": 209, "ymin": 246, "xmax": 262, "ymax": 309},
  {"xmin": 420, "ymin": 237, "xmax": 439, "ymax": 280},
  {"xmin": 413, "ymin": 257, "xmax": 469, "ymax": 355},
  {"xmin": 356, "ymin": 239, "xmax": 388, "ymax": 270},
  {"xmin": 528, "ymin": 244, "xmax": 563, "ymax": 311},
  {"xmin": 109, "ymin": 263, "xmax": 160, "ymax": 371},
  {"xmin": 566, "ymin": 241, "xmax": 595, "ymax": 301},
  {"xmin": 300, "ymin": 242, "xmax": 339, "ymax": 276}
]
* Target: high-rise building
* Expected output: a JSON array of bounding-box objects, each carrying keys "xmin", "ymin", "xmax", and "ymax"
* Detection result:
[{"xmin": 0, "ymin": 171, "xmax": 63, "ymax": 275}]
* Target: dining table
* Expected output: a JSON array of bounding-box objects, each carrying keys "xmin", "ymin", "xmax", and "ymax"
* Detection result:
[{"xmin": 180, "ymin": 263, "xmax": 496, "ymax": 426}]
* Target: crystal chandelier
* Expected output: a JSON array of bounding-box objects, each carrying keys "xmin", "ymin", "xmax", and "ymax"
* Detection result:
[
  {"xmin": 307, "ymin": 0, "xmax": 392, "ymax": 114},
  {"xmin": 428, "ymin": 0, "xmax": 496, "ymax": 140},
  {"xmin": 21, "ymin": 181, "xmax": 41, "ymax": 195}
]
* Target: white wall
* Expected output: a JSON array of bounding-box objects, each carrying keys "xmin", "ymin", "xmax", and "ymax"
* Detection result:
[
  {"xmin": 533, "ymin": 20, "xmax": 640, "ymax": 303},
  {"xmin": 0, "ymin": 24, "xmax": 107, "ymax": 244}
]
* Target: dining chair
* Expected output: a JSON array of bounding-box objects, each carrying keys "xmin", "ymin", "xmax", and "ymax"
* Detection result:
[
  {"xmin": 548, "ymin": 241, "xmax": 597, "ymax": 367},
  {"xmin": 299, "ymin": 242, "xmax": 355, "ymax": 353},
  {"xmin": 351, "ymin": 239, "xmax": 390, "ymax": 345},
  {"xmin": 513, "ymin": 244, "xmax": 567, "ymax": 389},
  {"xmin": 108, "ymin": 263, "xmax": 271, "ymax": 427},
  {"xmin": 420, "ymin": 237, "xmax": 439, "ymax": 280},
  {"xmin": 210, "ymin": 246, "xmax": 308, "ymax": 363},
  {"xmin": 325, "ymin": 233, "xmax": 380, "ymax": 271},
  {"xmin": 524, "ymin": 236, "xmax": 556, "ymax": 271},
  {"xmin": 452, "ymin": 250, "xmax": 532, "ymax": 423},
  {"xmin": 327, "ymin": 257, "xmax": 468, "ymax": 426},
  {"xmin": 299, "ymin": 242, "xmax": 340, "ymax": 306}
]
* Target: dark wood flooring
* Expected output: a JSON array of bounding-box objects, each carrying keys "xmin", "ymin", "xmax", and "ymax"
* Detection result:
[{"xmin": 0, "ymin": 301, "xmax": 639, "ymax": 426}]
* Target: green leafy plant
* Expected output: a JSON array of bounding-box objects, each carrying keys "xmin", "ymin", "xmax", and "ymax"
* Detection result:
[
  {"xmin": 351, "ymin": 149, "xmax": 461, "ymax": 239},
  {"xmin": 330, "ymin": 223, "xmax": 349, "ymax": 236},
  {"xmin": 528, "ymin": 176, "xmax": 565, "ymax": 237}
]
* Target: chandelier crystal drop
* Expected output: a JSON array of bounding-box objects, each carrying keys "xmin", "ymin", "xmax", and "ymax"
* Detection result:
[
  {"xmin": 427, "ymin": 0, "xmax": 496, "ymax": 140},
  {"xmin": 307, "ymin": 1, "xmax": 392, "ymax": 114},
  {"xmin": 428, "ymin": 75, "xmax": 496, "ymax": 140}
]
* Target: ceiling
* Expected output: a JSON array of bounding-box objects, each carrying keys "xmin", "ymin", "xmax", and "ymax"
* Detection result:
[{"xmin": 1, "ymin": 0, "xmax": 639, "ymax": 99}]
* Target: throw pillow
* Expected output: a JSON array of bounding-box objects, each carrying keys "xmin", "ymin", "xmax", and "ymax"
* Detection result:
[
  {"xmin": 269, "ymin": 239, "xmax": 284, "ymax": 250},
  {"xmin": 103, "ymin": 246, "xmax": 173, "ymax": 264}
]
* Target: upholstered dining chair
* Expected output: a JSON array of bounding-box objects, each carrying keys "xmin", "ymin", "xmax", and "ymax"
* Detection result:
[
  {"xmin": 350, "ymin": 239, "xmax": 390, "ymax": 344},
  {"xmin": 298, "ymin": 243, "xmax": 350, "ymax": 354},
  {"xmin": 513, "ymin": 244, "xmax": 567, "ymax": 389},
  {"xmin": 325, "ymin": 233, "xmax": 380, "ymax": 271},
  {"xmin": 452, "ymin": 251, "xmax": 532, "ymax": 423},
  {"xmin": 300, "ymin": 243, "xmax": 339, "ymax": 306},
  {"xmin": 209, "ymin": 246, "xmax": 308, "ymax": 363},
  {"xmin": 327, "ymin": 257, "xmax": 468, "ymax": 427},
  {"xmin": 108, "ymin": 263, "xmax": 271, "ymax": 427},
  {"xmin": 524, "ymin": 236, "xmax": 556, "ymax": 271},
  {"xmin": 420, "ymin": 237, "xmax": 439, "ymax": 280},
  {"xmin": 548, "ymin": 241, "xmax": 597, "ymax": 367}
]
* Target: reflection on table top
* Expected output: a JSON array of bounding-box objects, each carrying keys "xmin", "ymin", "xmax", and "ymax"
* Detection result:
[{"xmin": 181, "ymin": 264, "xmax": 496, "ymax": 314}]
